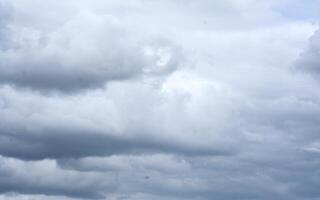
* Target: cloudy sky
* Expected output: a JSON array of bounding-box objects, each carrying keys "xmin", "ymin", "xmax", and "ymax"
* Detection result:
[{"xmin": 0, "ymin": 0, "xmax": 320, "ymax": 199}]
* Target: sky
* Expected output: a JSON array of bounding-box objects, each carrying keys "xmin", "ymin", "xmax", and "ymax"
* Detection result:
[{"xmin": 0, "ymin": 0, "xmax": 320, "ymax": 199}]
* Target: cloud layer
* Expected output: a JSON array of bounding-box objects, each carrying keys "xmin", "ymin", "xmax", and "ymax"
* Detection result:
[{"xmin": 0, "ymin": 0, "xmax": 320, "ymax": 200}]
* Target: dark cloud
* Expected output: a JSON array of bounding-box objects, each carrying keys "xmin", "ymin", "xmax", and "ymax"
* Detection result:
[
  {"xmin": 7, "ymin": 147, "xmax": 317, "ymax": 200},
  {"xmin": 0, "ymin": 126, "xmax": 230, "ymax": 160},
  {"xmin": 56, "ymin": 154, "xmax": 192, "ymax": 174}
]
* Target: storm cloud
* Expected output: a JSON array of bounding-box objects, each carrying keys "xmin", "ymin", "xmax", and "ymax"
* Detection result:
[{"xmin": 1, "ymin": 0, "xmax": 320, "ymax": 200}]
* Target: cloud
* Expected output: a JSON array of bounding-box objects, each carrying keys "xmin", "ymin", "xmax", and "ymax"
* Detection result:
[
  {"xmin": 2, "ymin": 148, "xmax": 320, "ymax": 200},
  {"xmin": 0, "ymin": 10, "xmax": 182, "ymax": 92},
  {"xmin": 295, "ymin": 27, "xmax": 320, "ymax": 79},
  {"xmin": 0, "ymin": 2, "xmax": 13, "ymax": 50},
  {"xmin": 1, "ymin": 0, "xmax": 320, "ymax": 200},
  {"xmin": 0, "ymin": 83, "xmax": 236, "ymax": 160},
  {"xmin": 57, "ymin": 154, "xmax": 191, "ymax": 173},
  {"xmin": 0, "ymin": 157, "xmax": 116, "ymax": 199}
]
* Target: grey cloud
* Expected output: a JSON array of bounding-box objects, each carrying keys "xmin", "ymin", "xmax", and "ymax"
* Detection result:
[
  {"xmin": 0, "ymin": 81, "xmax": 238, "ymax": 160},
  {"xmin": 0, "ymin": 126, "xmax": 229, "ymax": 160},
  {"xmin": 0, "ymin": 195, "xmax": 80, "ymax": 200},
  {"xmin": 0, "ymin": 157, "xmax": 116, "ymax": 199},
  {"xmin": 57, "ymin": 154, "xmax": 191, "ymax": 173},
  {"xmin": 0, "ymin": 10, "xmax": 182, "ymax": 92},
  {"xmin": 295, "ymin": 27, "xmax": 320, "ymax": 78},
  {"xmin": 2, "ymin": 147, "xmax": 319, "ymax": 200},
  {"xmin": 1, "ymin": 0, "xmax": 320, "ymax": 200},
  {"xmin": 56, "ymin": 155, "xmax": 290, "ymax": 199},
  {"xmin": 0, "ymin": 2, "xmax": 12, "ymax": 50},
  {"xmin": 2, "ymin": 54, "xmax": 320, "ymax": 199}
]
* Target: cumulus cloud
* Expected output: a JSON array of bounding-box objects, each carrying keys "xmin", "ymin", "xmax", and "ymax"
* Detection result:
[
  {"xmin": 0, "ymin": 9, "xmax": 182, "ymax": 92},
  {"xmin": 0, "ymin": 78, "xmax": 237, "ymax": 160},
  {"xmin": 1, "ymin": 0, "xmax": 320, "ymax": 200}
]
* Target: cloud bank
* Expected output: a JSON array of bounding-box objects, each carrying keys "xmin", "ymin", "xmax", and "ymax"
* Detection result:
[{"xmin": 0, "ymin": 0, "xmax": 320, "ymax": 199}]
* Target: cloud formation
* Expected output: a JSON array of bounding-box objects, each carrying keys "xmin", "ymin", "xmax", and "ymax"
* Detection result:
[
  {"xmin": 0, "ymin": 9, "xmax": 182, "ymax": 92},
  {"xmin": 0, "ymin": 0, "xmax": 320, "ymax": 200}
]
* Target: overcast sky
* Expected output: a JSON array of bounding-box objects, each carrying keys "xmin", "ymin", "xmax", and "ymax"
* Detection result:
[{"xmin": 0, "ymin": 0, "xmax": 320, "ymax": 199}]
